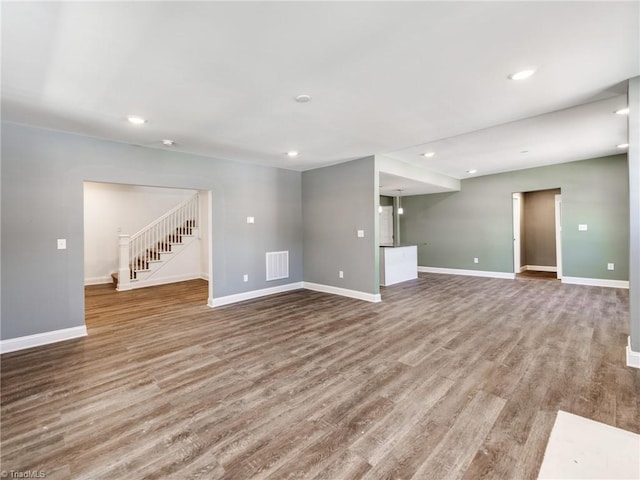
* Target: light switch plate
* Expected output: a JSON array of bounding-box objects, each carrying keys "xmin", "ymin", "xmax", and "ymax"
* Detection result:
[
  {"xmin": 57, "ymin": 238, "xmax": 67, "ymax": 250},
  {"xmin": 607, "ymin": 263, "xmax": 615, "ymax": 271},
  {"xmin": 357, "ymin": 230, "xmax": 364, "ymax": 238},
  {"xmin": 247, "ymin": 217, "xmax": 255, "ymax": 224},
  {"xmin": 578, "ymin": 224, "xmax": 588, "ymax": 231},
  {"xmin": 243, "ymin": 274, "xmax": 249, "ymax": 282}
]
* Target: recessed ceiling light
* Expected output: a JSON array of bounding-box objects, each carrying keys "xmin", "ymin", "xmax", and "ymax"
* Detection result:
[
  {"xmin": 617, "ymin": 143, "xmax": 629, "ymax": 149},
  {"xmin": 286, "ymin": 151, "xmax": 299, "ymax": 157},
  {"xmin": 467, "ymin": 169, "xmax": 478, "ymax": 174},
  {"xmin": 295, "ymin": 95, "xmax": 312, "ymax": 103},
  {"xmin": 508, "ymin": 69, "xmax": 536, "ymax": 80},
  {"xmin": 162, "ymin": 139, "xmax": 175, "ymax": 146},
  {"xmin": 615, "ymin": 107, "xmax": 629, "ymax": 115},
  {"xmin": 422, "ymin": 152, "xmax": 435, "ymax": 158},
  {"xmin": 127, "ymin": 115, "xmax": 146, "ymax": 125}
]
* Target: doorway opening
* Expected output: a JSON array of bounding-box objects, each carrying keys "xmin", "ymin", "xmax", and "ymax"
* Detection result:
[
  {"xmin": 83, "ymin": 182, "xmax": 213, "ymax": 326},
  {"xmin": 379, "ymin": 205, "xmax": 394, "ymax": 246},
  {"xmin": 513, "ymin": 189, "xmax": 562, "ymax": 280}
]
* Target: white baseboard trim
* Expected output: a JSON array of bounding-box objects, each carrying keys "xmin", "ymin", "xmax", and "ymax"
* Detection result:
[
  {"xmin": 84, "ymin": 276, "xmax": 112, "ymax": 285},
  {"xmin": 525, "ymin": 265, "xmax": 557, "ymax": 272},
  {"xmin": 209, "ymin": 282, "xmax": 304, "ymax": 307},
  {"xmin": 562, "ymin": 277, "xmax": 629, "ymax": 289},
  {"xmin": 626, "ymin": 337, "xmax": 640, "ymax": 369},
  {"xmin": 418, "ymin": 266, "xmax": 515, "ymax": 280},
  {"xmin": 121, "ymin": 273, "xmax": 204, "ymax": 291},
  {"xmin": 200, "ymin": 273, "xmax": 210, "ymax": 280},
  {"xmin": 0, "ymin": 326, "xmax": 88, "ymax": 354},
  {"xmin": 303, "ymin": 282, "xmax": 382, "ymax": 303},
  {"xmin": 209, "ymin": 281, "xmax": 381, "ymax": 307}
]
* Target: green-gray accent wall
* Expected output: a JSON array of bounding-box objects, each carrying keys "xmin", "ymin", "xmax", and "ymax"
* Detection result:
[
  {"xmin": 401, "ymin": 155, "xmax": 629, "ymax": 281},
  {"xmin": 303, "ymin": 156, "xmax": 378, "ymax": 295},
  {"xmin": 380, "ymin": 195, "xmax": 394, "ymax": 206},
  {"xmin": 1, "ymin": 122, "xmax": 303, "ymax": 340}
]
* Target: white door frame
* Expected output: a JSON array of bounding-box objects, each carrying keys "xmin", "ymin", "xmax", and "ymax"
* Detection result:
[
  {"xmin": 555, "ymin": 194, "xmax": 563, "ymax": 279},
  {"xmin": 513, "ymin": 193, "xmax": 522, "ymax": 274},
  {"xmin": 206, "ymin": 189, "xmax": 214, "ymax": 306}
]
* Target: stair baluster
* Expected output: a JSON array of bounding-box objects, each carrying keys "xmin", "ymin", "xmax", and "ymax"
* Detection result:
[{"xmin": 116, "ymin": 193, "xmax": 199, "ymax": 291}]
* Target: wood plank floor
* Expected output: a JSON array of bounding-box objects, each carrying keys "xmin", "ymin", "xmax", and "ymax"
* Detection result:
[
  {"xmin": 516, "ymin": 271, "xmax": 559, "ymax": 281},
  {"xmin": 1, "ymin": 274, "xmax": 638, "ymax": 479}
]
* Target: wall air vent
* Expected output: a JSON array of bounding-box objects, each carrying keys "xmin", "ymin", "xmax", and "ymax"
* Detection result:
[{"xmin": 266, "ymin": 251, "xmax": 289, "ymax": 281}]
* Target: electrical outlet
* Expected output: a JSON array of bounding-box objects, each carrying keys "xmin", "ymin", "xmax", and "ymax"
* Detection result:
[
  {"xmin": 57, "ymin": 239, "xmax": 67, "ymax": 250},
  {"xmin": 473, "ymin": 257, "xmax": 479, "ymax": 264},
  {"xmin": 357, "ymin": 230, "xmax": 364, "ymax": 238},
  {"xmin": 246, "ymin": 216, "xmax": 255, "ymax": 224},
  {"xmin": 607, "ymin": 263, "xmax": 615, "ymax": 271},
  {"xmin": 578, "ymin": 224, "xmax": 588, "ymax": 231},
  {"xmin": 243, "ymin": 274, "xmax": 249, "ymax": 282},
  {"xmin": 339, "ymin": 270, "xmax": 344, "ymax": 278}
]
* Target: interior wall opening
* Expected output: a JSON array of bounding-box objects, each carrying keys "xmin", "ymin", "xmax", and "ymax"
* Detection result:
[
  {"xmin": 513, "ymin": 188, "xmax": 562, "ymax": 280},
  {"xmin": 83, "ymin": 182, "xmax": 213, "ymax": 324}
]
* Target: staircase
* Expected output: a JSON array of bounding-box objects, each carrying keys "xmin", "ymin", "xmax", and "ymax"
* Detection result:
[{"xmin": 114, "ymin": 193, "xmax": 199, "ymax": 291}]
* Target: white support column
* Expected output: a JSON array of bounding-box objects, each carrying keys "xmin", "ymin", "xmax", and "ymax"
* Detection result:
[
  {"xmin": 627, "ymin": 76, "xmax": 640, "ymax": 368},
  {"xmin": 117, "ymin": 234, "xmax": 132, "ymax": 291}
]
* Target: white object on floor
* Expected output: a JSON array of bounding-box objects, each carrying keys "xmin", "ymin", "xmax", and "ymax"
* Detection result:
[{"xmin": 538, "ymin": 411, "xmax": 640, "ymax": 479}]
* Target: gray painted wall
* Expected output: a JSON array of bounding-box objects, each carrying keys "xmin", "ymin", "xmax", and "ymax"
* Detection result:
[
  {"xmin": 523, "ymin": 189, "xmax": 560, "ymax": 267},
  {"xmin": 1, "ymin": 122, "xmax": 303, "ymax": 340},
  {"xmin": 303, "ymin": 157, "xmax": 378, "ymax": 295},
  {"xmin": 401, "ymin": 155, "xmax": 629, "ymax": 280}
]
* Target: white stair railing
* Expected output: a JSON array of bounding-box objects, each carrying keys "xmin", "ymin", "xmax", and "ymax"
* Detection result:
[{"xmin": 117, "ymin": 193, "xmax": 199, "ymax": 291}]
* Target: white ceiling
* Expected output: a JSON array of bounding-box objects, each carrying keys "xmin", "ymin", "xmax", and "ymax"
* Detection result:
[
  {"xmin": 387, "ymin": 94, "xmax": 631, "ymax": 180},
  {"xmin": 2, "ymin": 2, "xmax": 638, "ymax": 188},
  {"xmin": 379, "ymin": 172, "xmax": 453, "ymax": 197}
]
